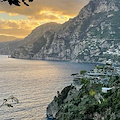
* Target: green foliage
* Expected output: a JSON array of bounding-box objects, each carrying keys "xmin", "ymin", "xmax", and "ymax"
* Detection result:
[
  {"xmin": 55, "ymin": 76, "xmax": 120, "ymax": 120},
  {"xmin": 80, "ymin": 70, "xmax": 87, "ymax": 75},
  {"xmin": 84, "ymin": 104, "xmax": 99, "ymax": 115},
  {"xmin": 89, "ymin": 89, "xmax": 95, "ymax": 96},
  {"xmin": 108, "ymin": 76, "xmax": 120, "ymax": 87}
]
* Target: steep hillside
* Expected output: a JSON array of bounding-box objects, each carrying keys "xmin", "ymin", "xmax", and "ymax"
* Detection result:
[
  {"xmin": 46, "ymin": 75, "xmax": 120, "ymax": 120},
  {"xmin": 11, "ymin": 0, "xmax": 120, "ymax": 64},
  {"xmin": 11, "ymin": 22, "xmax": 60, "ymax": 59}
]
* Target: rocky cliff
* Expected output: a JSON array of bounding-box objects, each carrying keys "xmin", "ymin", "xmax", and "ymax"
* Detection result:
[
  {"xmin": 11, "ymin": 22, "xmax": 60, "ymax": 59},
  {"xmin": 46, "ymin": 75, "xmax": 120, "ymax": 120},
  {"xmin": 11, "ymin": 0, "xmax": 120, "ymax": 64}
]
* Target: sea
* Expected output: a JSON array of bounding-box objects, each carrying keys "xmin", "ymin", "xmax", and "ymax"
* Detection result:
[{"xmin": 0, "ymin": 55, "xmax": 95, "ymax": 120}]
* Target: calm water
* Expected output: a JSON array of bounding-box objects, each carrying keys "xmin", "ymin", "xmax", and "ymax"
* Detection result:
[{"xmin": 0, "ymin": 55, "xmax": 95, "ymax": 120}]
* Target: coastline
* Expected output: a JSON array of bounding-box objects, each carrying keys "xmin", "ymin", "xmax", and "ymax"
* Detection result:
[
  {"xmin": 9, "ymin": 56, "xmax": 120, "ymax": 66},
  {"xmin": 46, "ymin": 63, "xmax": 120, "ymax": 120}
]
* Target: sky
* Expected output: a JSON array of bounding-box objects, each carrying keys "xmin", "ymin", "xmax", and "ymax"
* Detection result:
[{"xmin": 0, "ymin": 0, "xmax": 89, "ymax": 40}]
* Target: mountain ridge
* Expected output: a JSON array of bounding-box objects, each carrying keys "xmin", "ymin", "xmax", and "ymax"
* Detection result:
[
  {"xmin": 0, "ymin": 35, "xmax": 22, "ymax": 42},
  {"xmin": 11, "ymin": 0, "xmax": 120, "ymax": 64},
  {"xmin": 0, "ymin": 39, "xmax": 24, "ymax": 55}
]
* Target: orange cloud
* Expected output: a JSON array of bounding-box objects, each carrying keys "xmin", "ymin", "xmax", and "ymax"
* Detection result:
[
  {"xmin": 0, "ymin": 0, "xmax": 89, "ymax": 21},
  {"xmin": 9, "ymin": 13, "xmax": 18, "ymax": 16},
  {"xmin": 0, "ymin": 19, "xmax": 40, "ymax": 38},
  {"xmin": 28, "ymin": 12, "xmax": 59, "ymax": 21},
  {"xmin": 0, "ymin": 0, "xmax": 89, "ymax": 38}
]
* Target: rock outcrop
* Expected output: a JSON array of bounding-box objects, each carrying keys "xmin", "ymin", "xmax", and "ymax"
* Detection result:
[
  {"xmin": 46, "ymin": 75, "xmax": 120, "ymax": 120},
  {"xmin": 11, "ymin": 0, "xmax": 120, "ymax": 64}
]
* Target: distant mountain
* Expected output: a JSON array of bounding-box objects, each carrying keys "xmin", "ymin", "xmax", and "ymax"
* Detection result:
[
  {"xmin": 11, "ymin": 22, "xmax": 61, "ymax": 58},
  {"xmin": 0, "ymin": 35, "xmax": 21, "ymax": 42},
  {"xmin": 0, "ymin": 39, "xmax": 24, "ymax": 55},
  {"xmin": 0, "ymin": 35, "xmax": 24, "ymax": 55},
  {"xmin": 0, "ymin": 22, "xmax": 60, "ymax": 55},
  {"xmin": 11, "ymin": 0, "xmax": 120, "ymax": 64}
]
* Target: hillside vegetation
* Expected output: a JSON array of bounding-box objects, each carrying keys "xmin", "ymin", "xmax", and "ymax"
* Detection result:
[{"xmin": 47, "ymin": 76, "xmax": 120, "ymax": 120}]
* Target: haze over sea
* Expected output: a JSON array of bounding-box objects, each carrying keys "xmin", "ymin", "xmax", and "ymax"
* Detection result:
[{"xmin": 0, "ymin": 55, "xmax": 95, "ymax": 120}]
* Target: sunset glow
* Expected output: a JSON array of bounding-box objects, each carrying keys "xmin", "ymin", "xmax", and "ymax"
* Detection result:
[{"xmin": 0, "ymin": 0, "xmax": 89, "ymax": 39}]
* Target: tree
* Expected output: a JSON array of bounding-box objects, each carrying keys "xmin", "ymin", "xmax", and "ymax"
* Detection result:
[
  {"xmin": 0, "ymin": 95, "xmax": 19, "ymax": 108},
  {"xmin": 1, "ymin": 0, "xmax": 33, "ymax": 6},
  {"xmin": 80, "ymin": 70, "xmax": 86, "ymax": 75}
]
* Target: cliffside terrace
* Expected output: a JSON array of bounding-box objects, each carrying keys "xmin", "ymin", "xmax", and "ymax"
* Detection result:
[{"xmin": 72, "ymin": 63, "xmax": 120, "ymax": 86}]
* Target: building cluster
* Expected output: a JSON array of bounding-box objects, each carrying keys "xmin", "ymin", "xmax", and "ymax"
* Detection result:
[{"xmin": 73, "ymin": 62, "xmax": 120, "ymax": 87}]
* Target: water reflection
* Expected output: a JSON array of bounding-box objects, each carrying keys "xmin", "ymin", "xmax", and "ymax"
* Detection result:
[{"xmin": 0, "ymin": 55, "xmax": 95, "ymax": 120}]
